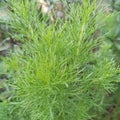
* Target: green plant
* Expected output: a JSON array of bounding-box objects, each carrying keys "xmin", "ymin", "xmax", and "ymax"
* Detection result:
[
  {"xmin": 95, "ymin": 1, "xmax": 120, "ymax": 119},
  {"xmin": 0, "ymin": 0, "xmax": 44, "ymax": 42},
  {"xmin": 101, "ymin": 0, "xmax": 120, "ymax": 65},
  {"xmin": 2, "ymin": 0, "xmax": 120, "ymax": 120}
]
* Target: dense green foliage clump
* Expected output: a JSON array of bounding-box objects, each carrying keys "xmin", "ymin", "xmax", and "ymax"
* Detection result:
[{"xmin": 0, "ymin": 0, "xmax": 120, "ymax": 120}]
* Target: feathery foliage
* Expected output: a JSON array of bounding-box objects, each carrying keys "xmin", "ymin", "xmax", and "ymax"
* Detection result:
[{"xmin": 2, "ymin": 0, "xmax": 120, "ymax": 120}]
